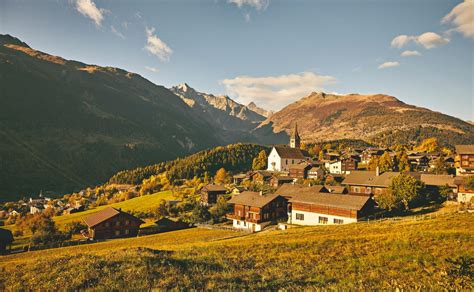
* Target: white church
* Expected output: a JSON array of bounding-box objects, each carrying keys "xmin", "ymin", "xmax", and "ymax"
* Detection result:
[{"xmin": 267, "ymin": 123, "xmax": 310, "ymax": 172}]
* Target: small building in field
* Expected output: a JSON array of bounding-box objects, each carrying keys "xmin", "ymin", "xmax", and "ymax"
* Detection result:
[
  {"xmin": 154, "ymin": 217, "xmax": 189, "ymax": 233},
  {"xmin": 83, "ymin": 207, "xmax": 144, "ymax": 240},
  {"xmin": 269, "ymin": 176, "xmax": 294, "ymax": 188},
  {"xmin": 232, "ymin": 173, "xmax": 247, "ymax": 185},
  {"xmin": 288, "ymin": 193, "xmax": 374, "ymax": 225},
  {"xmin": 289, "ymin": 163, "xmax": 312, "ymax": 179},
  {"xmin": 227, "ymin": 191, "xmax": 288, "ymax": 232},
  {"xmin": 0, "ymin": 228, "xmax": 13, "ymax": 253},
  {"xmin": 455, "ymin": 145, "xmax": 474, "ymax": 176},
  {"xmin": 200, "ymin": 184, "xmax": 227, "ymax": 205}
]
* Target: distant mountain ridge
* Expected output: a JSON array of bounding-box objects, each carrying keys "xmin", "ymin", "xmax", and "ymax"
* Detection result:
[{"xmin": 262, "ymin": 91, "xmax": 474, "ymax": 146}]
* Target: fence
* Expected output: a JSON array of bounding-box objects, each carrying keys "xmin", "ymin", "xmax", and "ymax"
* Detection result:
[{"xmin": 359, "ymin": 210, "xmax": 458, "ymax": 224}]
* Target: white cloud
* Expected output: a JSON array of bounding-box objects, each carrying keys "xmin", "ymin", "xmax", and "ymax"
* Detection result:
[
  {"xmin": 378, "ymin": 61, "xmax": 400, "ymax": 69},
  {"xmin": 416, "ymin": 32, "xmax": 449, "ymax": 49},
  {"xmin": 145, "ymin": 66, "xmax": 159, "ymax": 73},
  {"xmin": 228, "ymin": 0, "xmax": 270, "ymax": 10},
  {"xmin": 111, "ymin": 26, "xmax": 125, "ymax": 39},
  {"xmin": 442, "ymin": 0, "xmax": 474, "ymax": 39},
  {"xmin": 144, "ymin": 27, "xmax": 173, "ymax": 62},
  {"xmin": 391, "ymin": 32, "xmax": 449, "ymax": 49},
  {"xmin": 391, "ymin": 35, "xmax": 413, "ymax": 48},
  {"xmin": 401, "ymin": 50, "xmax": 421, "ymax": 57},
  {"xmin": 221, "ymin": 71, "xmax": 337, "ymax": 110},
  {"xmin": 75, "ymin": 0, "xmax": 104, "ymax": 26}
]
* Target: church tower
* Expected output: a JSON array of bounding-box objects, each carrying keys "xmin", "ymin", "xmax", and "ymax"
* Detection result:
[{"xmin": 290, "ymin": 122, "xmax": 301, "ymax": 149}]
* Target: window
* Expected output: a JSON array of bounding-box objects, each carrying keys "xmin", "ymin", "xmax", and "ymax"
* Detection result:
[
  {"xmin": 105, "ymin": 222, "xmax": 110, "ymax": 227},
  {"xmin": 296, "ymin": 213, "xmax": 304, "ymax": 221},
  {"xmin": 334, "ymin": 219, "xmax": 344, "ymax": 224},
  {"xmin": 124, "ymin": 229, "xmax": 129, "ymax": 235},
  {"xmin": 354, "ymin": 187, "xmax": 360, "ymax": 193},
  {"xmin": 125, "ymin": 220, "xmax": 130, "ymax": 226},
  {"xmin": 238, "ymin": 210, "xmax": 241, "ymax": 216},
  {"xmin": 115, "ymin": 230, "xmax": 120, "ymax": 236},
  {"xmin": 292, "ymin": 160, "xmax": 294, "ymax": 164},
  {"xmin": 319, "ymin": 216, "xmax": 328, "ymax": 224},
  {"xmin": 286, "ymin": 159, "xmax": 288, "ymax": 164},
  {"xmin": 116, "ymin": 221, "xmax": 120, "ymax": 226}
]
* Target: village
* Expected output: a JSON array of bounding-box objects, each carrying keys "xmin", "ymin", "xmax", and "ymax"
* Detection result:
[{"xmin": 0, "ymin": 125, "xmax": 473, "ymax": 254}]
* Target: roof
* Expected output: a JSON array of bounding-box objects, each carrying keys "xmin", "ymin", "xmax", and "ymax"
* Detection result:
[
  {"xmin": 325, "ymin": 185, "xmax": 348, "ymax": 194},
  {"xmin": 290, "ymin": 192, "xmax": 371, "ymax": 211},
  {"xmin": 289, "ymin": 163, "xmax": 311, "ymax": 170},
  {"xmin": 274, "ymin": 184, "xmax": 328, "ymax": 198},
  {"xmin": 272, "ymin": 176, "xmax": 294, "ymax": 181},
  {"xmin": 233, "ymin": 173, "xmax": 247, "ymax": 179},
  {"xmin": 83, "ymin": 207, "xmax": 144, "ymax": 228},
  {"xmin": 250, "ymin": 170, "xmax": 274, "ymax": 178},
  {"xmin": 228, "ymin": 191, "xmax": 282, "ymax": 208},
  {"xmin": 0, "ymin": 228, "xmax": 13, "ymax": 243},
  {"xmin": 455, "ymin": 145, "xmax": 474, "ymax": 155},
  {"xmin": 420, "ymin": 174, "xmax": 456, "ymax": 187},
  {"xmin": 202, "ymin": 184, "xmax": 227, "ymax": 192},
  {"xmin": 342, "ymin": 171, "xmax": 399, "ymax": 187},
  {"xmin": 273, "ymin": 145, "xmax": 307, "ymax": 159}
]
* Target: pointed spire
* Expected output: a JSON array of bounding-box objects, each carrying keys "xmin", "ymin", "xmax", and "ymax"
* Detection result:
[{"xmin": 289, "ymin": 122, "xmax": 301, "ymax": 148}]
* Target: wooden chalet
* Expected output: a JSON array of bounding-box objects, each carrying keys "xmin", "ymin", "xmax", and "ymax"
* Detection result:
[
  {"xmin": 269, "ymin": 175, "xmax": 294, "ymax": 188},
  {"xmin": 288, "ymin": 192, "xmax": 374, "ymax": 225},
  {"xmin": 289, "ymin": 163, "xmax": 312, "ymax": 179},
  {"xmin": 200, "ymin": 184, "xmax": 227, "ymax": 205},
  {"xmin": 227, "ymin": 191, "xmax": 287, "ymax": 232},
  {"xmin": 307, "ymin": 166, "xmax": 324, "ymax": 179},
  {"xmin": 249, "ymin": 170, "xmax": 273, "ymax": 184},
  {"xmin": 0, "ymin": 228, "xmax": 13, "ymax": 254},
  {"xmin": 454, "ymin": 177, "xmax": 474, "ymax": 204},
  {"xmin": 83, "ymin": 207, "xmax": 144, "ymax": 240},
  {"xmin": 342, "ymin": 170, "xmax": 398, "ymax": 197},
  {"xmin": 455, "ymin": 145, "xmax": 474, "ymax": 176}
]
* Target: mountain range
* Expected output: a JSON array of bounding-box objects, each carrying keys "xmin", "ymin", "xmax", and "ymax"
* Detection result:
[{"xmin": 0, "ymin": 33, "xmax": 472, "ymax": 200}]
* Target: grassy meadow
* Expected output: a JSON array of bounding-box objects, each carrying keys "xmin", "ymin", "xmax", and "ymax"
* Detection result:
[{"xmin": 1, "ymin": 212, "xmax": 472, "ymax": 289}]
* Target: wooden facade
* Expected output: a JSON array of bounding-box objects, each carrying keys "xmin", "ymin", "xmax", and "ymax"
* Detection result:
[
  {"xmin": 289, "ymin": 164, "xmax": 312, "ymax": 179},
  {"xmin": 341, "ymin": 157, "xmax": 359, "ymax": 172},
  {"xmin": 200, "ymin": 185, "xmax": 227, "ymax": 205},
  {"xmin": 228, "ymin": 196, "xmax": 288, "ymax": 224},
  {"xmin": 347, "ymin": 185, "xmax": 387, "ymax": 196},
  {"xmin": 84, "ymin": 208, "xmax": 144, "ymax": 240}
]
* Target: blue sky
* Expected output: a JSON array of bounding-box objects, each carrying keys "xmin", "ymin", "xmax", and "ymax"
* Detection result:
[{"xmin": 0, "ymin": 0, "xmax": 472, "ymax": 120}]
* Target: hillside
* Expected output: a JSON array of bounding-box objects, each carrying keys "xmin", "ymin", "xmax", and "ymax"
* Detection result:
[
  {"xmin": 108, "ymin": 143, "xmax": 269, "ymax": 185},
  {"xmin": 1, "ymin": 212, "xmax": 472, "ymax": 289},
  {"xmin": 262, "ymin": 92, "xmax": 474, "ymax": 146}
]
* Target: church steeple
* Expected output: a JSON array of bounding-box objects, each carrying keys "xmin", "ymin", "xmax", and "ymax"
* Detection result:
[{"xmin": 290, "ymin": 122, "xmax": 301, "ymax": 149}]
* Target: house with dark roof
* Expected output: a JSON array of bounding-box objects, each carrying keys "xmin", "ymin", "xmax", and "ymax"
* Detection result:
[
  {"xmin": 455, "ymin": 145, "xmax": 474, "ymax": 176},
  {"xmin": 342, "ymin": 170, "xmax": 420, "ymax": 197},
  {"xmin": 420, "ymin": 174, "xmax": 457, "ymax": 200},
  {"xmin": 200, "ymin": 184, "xmax": 227, "ymax": 205},
  {"xmin": 288, "ymin": 192, "xmax": 374, "ymax": 225},
  {"xmin": 249, "ymin": 170, "xmax": 274, "ymax": 184},
  {"xmin": 83, "ymin": 207, "xmax": 144, "ymax": 240},
  {"xmin": 227, "ymin": 191, "xmax": 288, "ymax": 232},
  {"xmin": 0, "ymin": 228, "xmax": 13, "ymax": 254}
]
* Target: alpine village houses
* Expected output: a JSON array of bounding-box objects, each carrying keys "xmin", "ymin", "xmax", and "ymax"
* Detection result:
[{"xmin": 83, "ymin": 207, "xmax": 144, "ymax": 240}]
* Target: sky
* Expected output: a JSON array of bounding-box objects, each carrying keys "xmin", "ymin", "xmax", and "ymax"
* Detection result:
[{"xmin": 0, "ymin": 0, "xmax": 473, "ymax": 121}]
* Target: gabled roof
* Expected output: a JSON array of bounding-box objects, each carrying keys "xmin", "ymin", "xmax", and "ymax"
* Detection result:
[
  {"xmin": 420, "ymin": 174, "xmax": 456, "ymax": 187},
  {"xmin": 274, "ymin": 184, "xmax": 328, "ymax": 198},
  {"xmin": 455, "ymin": 145, "xmax": 474, "ymax": 155},
  {"xmin": 290, "ymin": 193, "xmax": 371, "ymax": 211},
  {"xmin": 202, "ymin": 184, "xmax": 227, "ymax": 192},
  {"xmin": 325, "ymin": 185, "xmax": 348, "ymax": 194},
  {"xmin": 272, "ymin": 176, "xmax": 294, "ymax": 182},
  {"xmin": 273, "ymin": 145, "xmax": 307, "ymax": 159},
  {"xmin": 342, "ymin": 171, "xmax": 399, "ymax": 187},
  {"xmin": 228, "ymin": 191, "xmax": 282, "ymax": 208},
  {"xmin": 83, "ymin": 207, "xmax": 144, "ymax": 228}
]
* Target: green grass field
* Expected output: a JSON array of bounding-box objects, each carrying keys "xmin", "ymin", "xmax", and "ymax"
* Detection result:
[{"xmin": 1, "ymin": 212, "xmax": 472, "ymax": 289}]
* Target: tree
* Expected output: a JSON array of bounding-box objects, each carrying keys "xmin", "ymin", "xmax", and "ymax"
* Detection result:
[
  {"xmin": 368, "ymin": 156, "xmax": 379, "ymax": 171},
  {"xmin": 431, "ymin": 157, "xmax": 447, "ymax": 174},
  {"xmin": 388, "ymin": 174, "xmax": 424, "ymax": 211},
  {"xmin": 191, "ymin": 204, "xmax": 211, "ymax": 224},
  {"xmin": 155, "ymin": 199, "xmax": 169, "ymax": 219},
  {"xmin": 318, "ymin": 150, "xmax": 324, "ymax": 161},
  {"xmin": 214, "ymin": 168, "xmax": 228, "ymax": 185},
  {"xmin": 378, "ymin": 152, "xmax": 394, "ymax": 172},
  {"xmin": 439, "ymin": 184, "xmax": 454, "ymax": 201},
  {"xmin": 252, "ymin": 150, "xmax": 267, "ymax": 170},
  {"xmin": 398, "ymin": 151, "xmax": 411, "ymax": 173},
  {"xmin": 300, "ymin": 142, "xmax": 307, "ymax": 151},
  {"xmin": 414, "ymin": 137, "xmax": 439, "ymax": 152}
]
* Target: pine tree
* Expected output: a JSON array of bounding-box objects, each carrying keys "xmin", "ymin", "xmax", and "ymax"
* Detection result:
[
  {"xmin": 398, "ymin": 151, "xmax": 411, "ymax": 173},
  {"xmin": 214, "ymin": 168, "xmax": 227, "ymax": 185},
  {"xmin": 378, "ymin": 152, "xmax": 394, "ymax": 172},
  {"xmin": 252, "ymin": 150, "xmax": 267, "ymax": 170}
]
